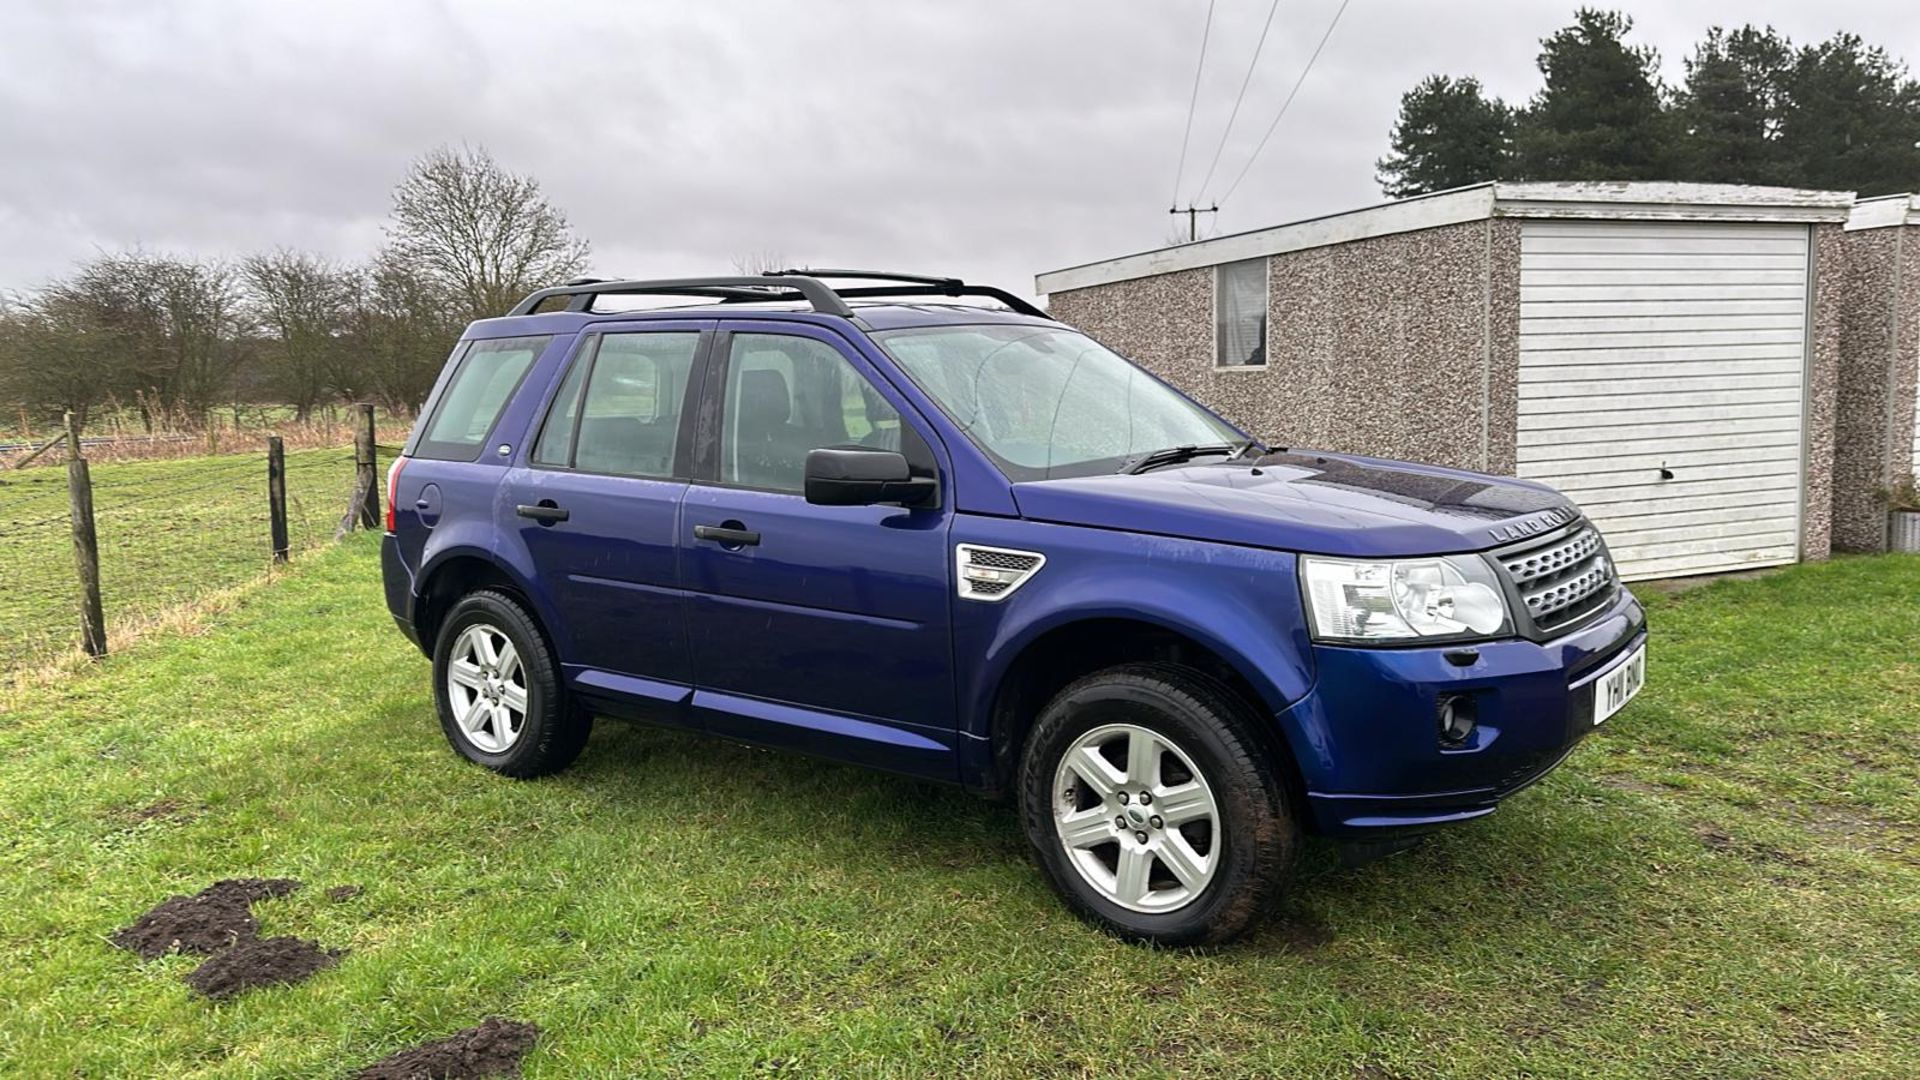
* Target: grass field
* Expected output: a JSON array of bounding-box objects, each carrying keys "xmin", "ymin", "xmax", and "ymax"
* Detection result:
[
  {"xmin": 0, "ymin": 447, "xmax": 367, "ymax": 671},
  {"xmin": 1, "ymin": 538, "xmax": 1916, "ymax": 1077}
]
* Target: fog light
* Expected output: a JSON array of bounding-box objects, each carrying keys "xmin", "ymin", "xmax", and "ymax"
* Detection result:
[{"xmin": 1438, "ymin": 693, "xmax": 1477, "ymax": 746}]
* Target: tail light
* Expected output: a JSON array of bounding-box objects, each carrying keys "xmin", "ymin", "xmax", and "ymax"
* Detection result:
[{"xmin": 385, "ymin": 456, "xmax": 408, "ymax": 532}]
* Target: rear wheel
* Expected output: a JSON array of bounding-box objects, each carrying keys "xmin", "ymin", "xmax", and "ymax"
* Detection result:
[
  {"xmin": 1019, "ymin": 663, "xmax": 1297, "ymax": 946},
  {"xmin": 432, "ymin": 590, "xmax": 590, "ymax": 778}
]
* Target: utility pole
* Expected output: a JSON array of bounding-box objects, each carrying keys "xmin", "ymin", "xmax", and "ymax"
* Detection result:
[{"xmin": 1169, "ymin": 204, "xmax": 1218, "ymax": 243}]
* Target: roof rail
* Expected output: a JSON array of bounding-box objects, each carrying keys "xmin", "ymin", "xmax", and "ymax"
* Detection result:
[
  {"xmin": 506, "ymin": 275, "xmax": 856, "ymax": 318},
  {"xmin": 770, "ymin": 268, "xmax": 1051, "ymax": 319},
  {"xmin": 506, "ymin": 270, "xmax": 1051, "ymax": 321}
]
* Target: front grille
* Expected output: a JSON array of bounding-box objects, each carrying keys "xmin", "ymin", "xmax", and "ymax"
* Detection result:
[{"xmin": 1496, "ymin": 521, "xmax": 1616, "ymax": 631}]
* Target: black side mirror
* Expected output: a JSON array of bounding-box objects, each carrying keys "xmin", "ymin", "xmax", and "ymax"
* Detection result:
[{"xmin": 804, "ymin": 447, "xmax": 937, "ymax": 508}]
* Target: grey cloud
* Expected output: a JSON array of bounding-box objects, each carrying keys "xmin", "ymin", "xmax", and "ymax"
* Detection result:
[{"xmin": 1, "ymin": 0, "xmax": 1914, "ymax": 300}]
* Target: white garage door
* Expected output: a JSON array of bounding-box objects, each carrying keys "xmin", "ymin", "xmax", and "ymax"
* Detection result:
[{"xmin": 1516, "ymin": 220, "xmax": 1809, "ymax": 580}]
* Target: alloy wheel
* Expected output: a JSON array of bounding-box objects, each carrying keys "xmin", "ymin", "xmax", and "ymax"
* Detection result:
[
  {"xmin": 1051, "ymin": 722, "xmax": 1221, "ymax": 913},
  {"xmin": 446, "ymin": 623, "xmax": 528, "ymax": 754}
]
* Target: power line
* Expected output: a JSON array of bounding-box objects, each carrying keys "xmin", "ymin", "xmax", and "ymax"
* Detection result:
[
  {"xmin": 1218, "ymin": 0, "xmax": 1354, "ymax": 206},
  {"xmin": 1169, "ymin": 0, "xmax": 1218, "ymax": 206},
  {"xmin": 1193, "ymin": 0, "xmax": 1285, "ymax": 202}
]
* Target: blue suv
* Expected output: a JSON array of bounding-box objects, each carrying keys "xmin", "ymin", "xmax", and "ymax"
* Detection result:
[{"xmin": 381, "ymin": 270, "xmax": 1647, "ymax": 945}]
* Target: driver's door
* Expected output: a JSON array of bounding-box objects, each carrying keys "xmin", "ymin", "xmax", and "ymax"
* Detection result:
[{"xmin": 680, "ymin": 324, "xmax": 958, "ymax": 780}]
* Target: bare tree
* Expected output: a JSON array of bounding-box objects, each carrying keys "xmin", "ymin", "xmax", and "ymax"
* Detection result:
[
  {"xmin": 0, "ymin": 290, "xmax": 133, "ymax": 431},
  {"xmin": 730, "ymin": 250, "xmax": 790, "ymax": 275},
  {"xmin": 351, "ymin": 251, "xmax": 462, "ymax": 412},
  {"xmin": 40, "ymin": 252, "xmax": 247, "ymax": 426},
  {"xmin": 383, "ymin": 145, "xmax": 591, "ymax": 321},
  {"xmin": 243, "ymin": 251, "xmax": 366, "ymax": 419}
]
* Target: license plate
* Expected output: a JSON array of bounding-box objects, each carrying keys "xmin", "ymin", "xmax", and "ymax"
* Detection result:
[{"xmin": 1593, "ymin": 643, "xmax": 1646, "ymax": 726}]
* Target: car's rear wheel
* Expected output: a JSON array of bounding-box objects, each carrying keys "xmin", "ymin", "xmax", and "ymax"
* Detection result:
[
  {"xmin": 432, "ymin": 590, "xmax": 590, "ymax": 778},
  {"xmin": 1019, "ymin": 663, "xmax": 1297, "ymax": 946}
]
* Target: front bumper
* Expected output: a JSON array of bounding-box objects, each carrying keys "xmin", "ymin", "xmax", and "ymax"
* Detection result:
[{"xmin": 1282, "ymin": 586, "xmax": 1646, "ymax": 837}]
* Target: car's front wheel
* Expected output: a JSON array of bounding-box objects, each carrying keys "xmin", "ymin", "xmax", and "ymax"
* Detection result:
[
  {"xmin": 1019, "ymin": 663, "xmax": 1297, "ymax": 946},
  {"xmin": 432, "ymin": 590, "xmax": 590, "ymax": 778}
]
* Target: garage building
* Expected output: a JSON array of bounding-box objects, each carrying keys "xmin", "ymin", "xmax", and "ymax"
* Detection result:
[
  {"xmin": 1835, "ymin": 193, "xmax": 1920, "ymax": 551},
  {"xmin": 1036, "ymin": 182, "xmax": 1855, "ymax": 580}
]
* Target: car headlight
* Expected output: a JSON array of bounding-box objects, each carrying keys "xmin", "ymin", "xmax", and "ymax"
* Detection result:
[{"xmin": 1300, "ymin": 554, "xmax": 1511, "ymax": 644}]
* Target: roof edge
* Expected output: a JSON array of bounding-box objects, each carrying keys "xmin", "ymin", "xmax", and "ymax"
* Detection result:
[
  {"xmin": 1037, "ymin": 181, "xmax": 1858, "ymax": 296},
  {"xmin": 1035, "ymin": 184, "xmax": 1495, "ymax": 296},
  {"xmin": 1845, "ymin": 193, "xmax": 1920, "ymax": 231}
]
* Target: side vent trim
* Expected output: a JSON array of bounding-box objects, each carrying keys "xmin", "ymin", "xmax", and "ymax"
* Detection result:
[{"xmin": 955, "ymin": 544, "xmax": 1046, "ymax": 602}]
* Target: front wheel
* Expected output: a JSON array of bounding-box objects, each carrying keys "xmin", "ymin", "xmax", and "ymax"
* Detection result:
[
  {"xmin": 1019, "ymin": 663, "xmax": 1297, "ymax": 946},
  {"xmin": 432, "ymin": 590, "xmax": 590, "ymax": 778}
]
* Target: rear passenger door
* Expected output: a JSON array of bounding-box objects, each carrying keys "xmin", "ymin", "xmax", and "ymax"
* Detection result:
[
  {"xmin": 681, "ymin": 324, "xmax": 957, "ymax": 780},
  {"xmin": 500, "ymin": 322, "xmax": 713, "ymax": 710}
]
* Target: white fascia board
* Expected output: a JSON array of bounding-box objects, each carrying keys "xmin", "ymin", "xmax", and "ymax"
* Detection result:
[
  {"xmin": 1034, "ymin": 185, "xmax": 1496, "ymax": 296},
  {"xmin": 1844, "ymin": 193, "xmax": 1920, "ymax": 231},
  {"xmin": 1034, "ymin": 181, "xmax": 1860, "ymax": 297},
  {"xmin": 1494, "ymin": 181, "xmax": 1855, "ymax": 224}
]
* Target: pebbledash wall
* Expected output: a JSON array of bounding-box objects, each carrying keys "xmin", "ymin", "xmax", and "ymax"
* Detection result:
[
  {"xmin": 1037, "ymin": 181, "xmax": 1876, "ymax": 581},
  {"xmin": 1833, "ymin": 194, "xmax": 1920, "ymax": 552}
]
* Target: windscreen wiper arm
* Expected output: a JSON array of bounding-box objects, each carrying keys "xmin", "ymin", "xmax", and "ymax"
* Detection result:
[{"xmin": 1119, "ymin": 441, "xmax": 1252, "ymax": 475}]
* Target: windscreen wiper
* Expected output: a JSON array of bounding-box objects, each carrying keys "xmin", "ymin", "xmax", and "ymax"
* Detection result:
[{"xmin": 1119, "ymin": 441, "xmax": 1254, "ymax": 475}]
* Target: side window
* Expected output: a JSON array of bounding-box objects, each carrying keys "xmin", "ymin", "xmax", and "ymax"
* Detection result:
[
  {"xmin": 530, "ymin": 347, "xmax": 590, "ymax": 467},
  {"xmin": 537, "ymin": 331, "xmax": 699, "ymax": 478},
  {"xmin": 721, "ymin": 333, "xmax": 900, "ymax": 493},
  {"xmin": 414, "ymin": 335, "xmax": 550, "ymax": 460},
  {"xmin": 1214, "ymin": 258, "xmax": 1267, "ymax": 368}
]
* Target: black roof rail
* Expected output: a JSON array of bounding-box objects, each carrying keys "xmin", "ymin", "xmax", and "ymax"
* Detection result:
[
  {"xmin": 506, "ymin": 275, "xmax": 856, "ymax": 318},
  {"xmin": 506, "ymin": 270, "xmax": 1050, "ymax": 321},
  {"xmin": 770, "ymin": 268, "xmax": 1051, "ymax": 319}
]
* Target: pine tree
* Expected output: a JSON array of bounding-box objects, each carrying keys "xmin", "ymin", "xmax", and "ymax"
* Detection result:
[
  {"xmin": 1778, "ymin": 34, "xmax": 1920, "ymax": 196},
  {"xmin": 1674, "ymin": 26, "xmax": 1795, "ymax": 185},
  {"xmin": 1376, "ymin": 76, "xmax": 1515, "ymax": 197},
  {"xmin": 1510, "ymin": 9, "xmax": 1675, "ymax": 181}
]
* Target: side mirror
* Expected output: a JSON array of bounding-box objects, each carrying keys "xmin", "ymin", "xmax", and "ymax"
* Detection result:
[{"xmin": 804, "ymin": 447, "xmax": 937, "ymax": 508}]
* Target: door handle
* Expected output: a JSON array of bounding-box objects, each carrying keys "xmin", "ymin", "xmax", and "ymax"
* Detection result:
[
  {"xmin": 516, "ymin": 503, "xmax": 570, "ymax": 524},
  {"xmin": 694, "ymin": 523, "xmax": 761, "ymax": 547}
]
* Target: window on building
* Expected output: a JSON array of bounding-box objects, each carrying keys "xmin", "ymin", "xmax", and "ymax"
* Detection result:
[{"xmin": 1215, "ymin": 259, "xmax": 1267, "ymax": 368}]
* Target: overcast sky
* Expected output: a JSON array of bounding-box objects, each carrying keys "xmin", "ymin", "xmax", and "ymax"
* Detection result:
[{"xmin": 1, "ymin": 1, "xmax": 1914, "ymax": 302}]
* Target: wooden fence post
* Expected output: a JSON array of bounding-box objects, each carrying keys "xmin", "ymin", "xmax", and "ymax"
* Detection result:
[
  {"xmin": 267, "ymin": 436, "xmax": 289, "ymax": 563},
  {"xmin": 354, "ymin": 403, "xmax": 379, "ymax": 530},
  {"xmin": 65, "ymin": 411, "xmax": 107, "ymax": 658}
]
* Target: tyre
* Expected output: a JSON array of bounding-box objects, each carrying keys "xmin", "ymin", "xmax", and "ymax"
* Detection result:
[
  {"xmin": 1019, "ymin": 663, "xmax": 1298, "ymax": 946},
  {"xmin": 431, "ymin": 589, "xmax": 590, "ymax": 778}
]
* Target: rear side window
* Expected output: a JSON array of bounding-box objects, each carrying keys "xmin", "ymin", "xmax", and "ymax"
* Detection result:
[
  {"xmin": 414, "ymin": 335, "xmax": 550, "ymax": 460},
  {"xmin": 533, "ymin": 331, "xmax": 700, "ymax": 479}
]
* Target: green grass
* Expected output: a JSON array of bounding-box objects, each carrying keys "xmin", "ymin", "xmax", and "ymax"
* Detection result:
[
  {"xmin": 0, "ymin": 447, "xmax": 365, "ymax": 669},
  {"xmin": 0, "ymin": 539, "xmax": 1916, "ymax": 1077}
]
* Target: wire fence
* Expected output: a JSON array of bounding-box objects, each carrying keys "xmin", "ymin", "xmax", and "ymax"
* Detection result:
[{"xmin": 0, "ymin": 426, "xmax": 385, "ymax": 676}]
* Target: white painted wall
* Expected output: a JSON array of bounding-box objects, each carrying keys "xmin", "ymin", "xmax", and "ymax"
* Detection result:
[{"xmin": 1515, "ymin": 220, "xmax": 1811, "ymax": 580}]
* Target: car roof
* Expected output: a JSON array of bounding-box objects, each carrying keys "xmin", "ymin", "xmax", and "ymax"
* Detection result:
[{"xmin": 466, "ymin": 299, "xmax": 1059, "ymax": 337}]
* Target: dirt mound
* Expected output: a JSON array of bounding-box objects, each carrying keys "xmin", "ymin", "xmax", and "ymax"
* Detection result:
[
  {"xmin": 184, "ymin": 935, "xmax": 344, "ymax": 999},
  {"xmin": 353, "ymin": 1018, "xmax": 541, "ymax": 1079},
  {"xmin": 111, "ymin": 878, "xmax": 302, "ymax": 959}
]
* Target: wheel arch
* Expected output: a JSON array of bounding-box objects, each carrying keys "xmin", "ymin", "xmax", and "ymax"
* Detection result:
[
  {"xmin": 415, "ymin": 548, "xmax": 562, "ymax": 660},
  {"xmin": 978, "ymin": 614, "xmax": 1310, "ymax": 812}
]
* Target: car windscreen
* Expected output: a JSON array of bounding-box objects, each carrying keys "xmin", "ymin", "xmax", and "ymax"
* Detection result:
[{"xmin": 873, "ymin": 324, "xmax": 1240, "ymax": 481}]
